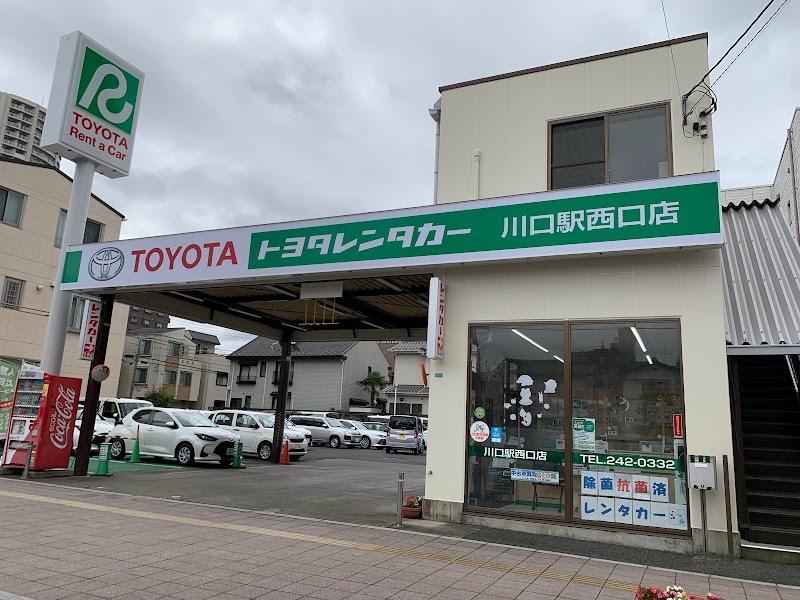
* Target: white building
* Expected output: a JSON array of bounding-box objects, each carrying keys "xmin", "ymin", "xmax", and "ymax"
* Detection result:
[
  {"xmin": 772, "ymin": 107, "xmax": 800, "ymax": 240},
  {"xmin": 382, "ymin": 341, "xmax": 430, "ymax": 416},
  {"xmin": 227, "ymin": 338, "xmax": 389, "ymax": 414},
  {"xmin": 0, "ymin": 92, "xmax": 58, "ymax": 167}
]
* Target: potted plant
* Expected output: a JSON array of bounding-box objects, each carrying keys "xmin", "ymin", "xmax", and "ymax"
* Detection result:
[
  {"xmin": 637, "ymin": 586, "xmax": 722, "ymax": 600},
  {"xmin": 402, "ymin": 495, "xmax": 423, "ymax": 519}
]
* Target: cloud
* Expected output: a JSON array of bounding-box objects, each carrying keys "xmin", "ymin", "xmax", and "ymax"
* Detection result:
[{"xmin": 3, "ymin": 0, "xmax": 798, "ymax": 348}]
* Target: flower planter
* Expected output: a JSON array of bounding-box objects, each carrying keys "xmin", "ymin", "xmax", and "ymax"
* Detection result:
[{"xmin": 402, "ymin": 506, "xmax": 422, "ymax": 519}]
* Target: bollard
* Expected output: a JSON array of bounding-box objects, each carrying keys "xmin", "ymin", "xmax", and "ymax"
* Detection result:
[
  {"xmin": 20, "ymin": 442, "xmax": 33, "ymax": 480},
  {"xmin": 92, "ymin": 442, "xmax": 112, "ymax": 477},
  {"xmin": 396, "ymin": 472, "xmax": 405, "ymax": 528},
  {"xmin": 231, "ymin": 441, "xmax": 245, "ymax": 468},
  {"xmin": 129, "ymin": 427, "xmax": 141, "ymax": 463}
]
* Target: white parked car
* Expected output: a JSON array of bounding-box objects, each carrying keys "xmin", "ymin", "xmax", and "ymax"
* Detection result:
[
  {"xmin": 339, "ymin": 419, "xmax": 387, "ymax": 449},
  {"xmin": 211, "ymin": 410, "xmax": 309, "ymax": 461},
  {"xmin": 72, "ymin": 408, "xmax": 114, "ymax": 453},
  {"xmin": 97, "ymin": 397, "xmax": 154, "ymax": 424},
  {"xmin": 287, "ymin": 415, "xmax": 362, "ymax": 448},
  {"xmin": 107, "ymin": 407, "xmax": 240, "ymax": 466}
]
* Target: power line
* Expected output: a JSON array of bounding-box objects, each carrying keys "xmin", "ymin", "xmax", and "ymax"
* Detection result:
[
  {"xmin": 686, "ymin": 0, "xmax": 778, "ymax": 99},
  {"xmin": 710, "ymin": 0, "xmax": 791, "ymax": 87},
  {"xmin": 660, "ymin": 0, "xmax": 681, "ymax": 93}
]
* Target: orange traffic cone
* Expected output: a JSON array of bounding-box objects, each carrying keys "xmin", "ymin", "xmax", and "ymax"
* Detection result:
[{"xmin": 280, "ymin": 439, "xmax": 290, "ymax": 464}]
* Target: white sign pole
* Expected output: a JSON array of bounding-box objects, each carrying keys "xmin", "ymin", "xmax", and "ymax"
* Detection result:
[{"xmin": 41, "ymin": 158, "xmax": 97, "ymax": 374}]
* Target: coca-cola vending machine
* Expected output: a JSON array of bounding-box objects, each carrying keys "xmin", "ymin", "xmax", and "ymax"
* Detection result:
[{"xmin": 1, "ymin": 365, "xmax": 81, "ymax": 470}]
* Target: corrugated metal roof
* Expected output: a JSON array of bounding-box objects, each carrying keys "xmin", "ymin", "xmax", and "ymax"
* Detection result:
[
  {"xmin": 389, "ymin": 341, "xmax": 426, "ymax": 353},
  {"xmin": 228, "ymin": 337, "xmax": 357, "ymax": 358},
  {"xmin": 722, "ymin": 198, "xmax": 800, "ymax": 346},
  {"xmin": 381, "ymin": 384, "xmax": 429, "ymax": 396}
]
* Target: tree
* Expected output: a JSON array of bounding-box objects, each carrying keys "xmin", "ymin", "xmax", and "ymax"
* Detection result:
[
  {"xmin": 357, "ymin": 371, "xmax": 389, "ymax": 406},
  {"xmin": 144, "ymin": 388, "xmax": 174, "ymax": 407}
]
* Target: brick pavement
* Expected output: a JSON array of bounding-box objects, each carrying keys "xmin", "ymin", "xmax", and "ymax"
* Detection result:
[{"xmin": 0, "ymin": 479, "xmax": 797, "ymax": 600}]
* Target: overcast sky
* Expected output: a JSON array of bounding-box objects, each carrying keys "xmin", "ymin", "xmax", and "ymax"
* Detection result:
[{"xmin": 4, "ymin": 1, "xmax": 798, "ymax": 352}]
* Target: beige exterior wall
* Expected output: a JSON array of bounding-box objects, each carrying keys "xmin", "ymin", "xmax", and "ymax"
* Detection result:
[
  {"xmin": 197, "ymin": 352, "xmax": 230, "ymax": 409},
  {"xmin": 394, "ymin": 352, "xmax": 429, "ymax": 386},
  {"xmin": 772, "ymin": 107, "xmax": 800, "ymax": 240},
  {"xmin": 428, "ymin": 35, "xmax": 733, "ymax": 551},
  {"xmin": 436, "ymin": 36, "xmax": 714, "ymax": 204},
  {"xmin": 426, "ymin": 251, "xmax": 733, "ymax": 542},
  {"xmin": 0, "ymin": 159, "xmax": 127, "ymax": 398}
]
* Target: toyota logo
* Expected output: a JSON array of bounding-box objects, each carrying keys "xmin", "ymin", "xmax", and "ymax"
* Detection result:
[{"xmin": 88, "ymin": 247, "xmax": 124, "ymax": 281}]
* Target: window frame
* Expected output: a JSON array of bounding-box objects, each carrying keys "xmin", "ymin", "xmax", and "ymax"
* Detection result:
[
  {"xmin": 216, "ymin": 372, "xmax": 229, "ymax": 386},
  {"xmin": 0, "ymin": 186, "xmax": 24, "ymax": 228},
  {"xmin": 179, "ymin": 371, "xmax": 192, "ymax": 387},
  {"xmin": 54, "ymin": 208, "xmax": 104, "ymax": 247},
  {"xmin": 462, "ymin": 317, "xmax": 687, "ymax": 536},
  {"xmin": 67, "ymin": 295, "xmax": 88, "ymax": 332},
  {"xmin": 133, "ymin": 368, "xmax": 148, "ymax": 384},
  {"xmin": 547, "ymin": 103, "xmax": 673, "ymax": 191},
  {"xmin": 163, "ymin": 370, "xmax": 177, "ymax": 385},
  {"xmin": 2, "ymin": 277, "xmax": 24, "ymax": 310}
]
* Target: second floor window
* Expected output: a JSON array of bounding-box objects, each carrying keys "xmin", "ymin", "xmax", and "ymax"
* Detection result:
[
  {"xmin": 179, "ymin": 372, "xmax": 192, "ymax": 386},
  {"xmin": 0, "ymin": 187, "xmax": 23, "ymax": 227},
  {"xmin": 138, "ymin": 339, "xmax": 152, "ymax": 355},
  {"xmin": 164, "ymin": 370, "xmax": 177, "ymax": 385},
  {"xmin": 216, "ymin": 372, "xmax": 228, "ymax": 386},
  {"xmin": 167, "ymin": 342, "xmax": 180, "ymax": 357},
  {"xmin": 550, "ymin": 105, "xmax": 669, "ymax": 191},
  {"xmin": 54, "ymin": 209, "xmax": 103, "ymax": 247},
  {"xmin": 2, "ymin": 277, "xmax": 23, "ymax": 310}
]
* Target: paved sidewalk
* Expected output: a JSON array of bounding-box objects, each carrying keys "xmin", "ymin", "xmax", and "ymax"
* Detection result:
[{"xmin": 0, "ymin": 479, "xmax": 797, "ymax": 600}]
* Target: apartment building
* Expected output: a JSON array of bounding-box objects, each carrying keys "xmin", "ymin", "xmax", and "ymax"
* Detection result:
[
  {"xmin": 0, "ymin": 156, "xmax": 127, "ymax": 396},
  {"xmin": 126, "ymin": 306, "xmax": 169, "ymax": 332},
  {"xmin": 118, "ymin": 327, "xmax": 228, "ymax": 408},
  {"xmin": 0, "ymin": 92, "xmax": 58, "ymax": 167}
]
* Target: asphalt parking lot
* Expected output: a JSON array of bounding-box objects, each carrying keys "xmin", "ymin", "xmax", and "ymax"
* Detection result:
[{"xmin": 39, "ymin": 445, "xmax": 426, "ymax": 527}]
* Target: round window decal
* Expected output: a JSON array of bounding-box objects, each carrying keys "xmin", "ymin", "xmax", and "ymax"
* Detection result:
[{"xmin": 470, "ymin": 420, "xmax": 490, "ymax": 443}]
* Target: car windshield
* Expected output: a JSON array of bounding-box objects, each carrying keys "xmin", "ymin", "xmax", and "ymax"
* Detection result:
[
  {"xmin": 119, "ymin": 402, "xmax": 148, "ymax": 417},
  {"xmin": 324, "ymin": 418, "xmax": 344, "ymax": 428},
  {"xmin": 255, "ymin": 413, "xmax": 276, "ymax": 427},
  {"xmin": 173, "ymin": 411, "xmax": 215, "ymax": 427}
]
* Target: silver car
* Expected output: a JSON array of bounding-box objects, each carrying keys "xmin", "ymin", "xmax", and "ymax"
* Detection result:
[
  {"xmin": 288, "ymin": 415, "xmax": 362, "ymax": 448},
  {"xmin": 385, "ymin": 415, "xmax": 425, "ymax": 455}
]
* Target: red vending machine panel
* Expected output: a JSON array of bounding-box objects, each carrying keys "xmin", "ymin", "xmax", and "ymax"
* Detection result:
[{"xmin": 2, "ymin": 369, "xmax": 81, "ymax": 470}]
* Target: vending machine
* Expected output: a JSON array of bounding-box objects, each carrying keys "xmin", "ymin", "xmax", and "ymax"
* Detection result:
[{"xmin": 1, "ymin": 365, "xmax": 82, "ymax": 470}]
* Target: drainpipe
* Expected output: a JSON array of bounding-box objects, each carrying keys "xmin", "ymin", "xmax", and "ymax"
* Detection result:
[
  {"xmin": 428, "ymin": 98, "xmax": 441, "ymax": 204},
  {"xmin": 788, "ymin": 126, "xmax": 799, "ymax": 241},
  {"xmin": 261, "ymin": 360, "xmax": 269, "ymax": 409}
]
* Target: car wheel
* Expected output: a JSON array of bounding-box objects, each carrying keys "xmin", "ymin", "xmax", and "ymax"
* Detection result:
[
  {"xmin": 175, "ymin": 443, "xmax": 195, "ymax": 466},
  {"xmin": 360, "ymin": 437, "xmax": 371, "ymax": 449},
  {"xmin": 413, "ymin": 448, "xmax": 419, "ymax": 455},
  {"xmin": 329, "ymin": 436, "xmax": 341, "ymax": 448},
  {"xmin": 385, "ymin": 446, "xmax": 390, "ymax": 454},
  {"xmin": 258, "ymin": 441, "xmax": 272, "ymax": 461},
  {"xmin": 110, "ymin": 439, "xmax": 125, "ymax": 460}
]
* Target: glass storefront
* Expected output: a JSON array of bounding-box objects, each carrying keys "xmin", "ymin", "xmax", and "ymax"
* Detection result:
[{"xmin": 466, "ymin": 320, "xmax": 688, "ymax": 533}]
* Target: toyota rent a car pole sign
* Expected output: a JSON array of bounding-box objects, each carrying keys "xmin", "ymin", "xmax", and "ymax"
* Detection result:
[{"xmin": 39, "ymin": 31, "xmax": 144, "ymax": 376}]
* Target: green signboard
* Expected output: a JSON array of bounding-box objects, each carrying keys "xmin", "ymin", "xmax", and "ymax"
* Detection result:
[
  {"xmin": 0, "ymin": 360, "xmax": 20, "ymax": 439},
  {"xmin": 60, "ymin": 172, "xmax": 721, "ymax": 292},
  {"xmin": 468, "ymin": 444, "xmax": 684, "ymax": 472}
]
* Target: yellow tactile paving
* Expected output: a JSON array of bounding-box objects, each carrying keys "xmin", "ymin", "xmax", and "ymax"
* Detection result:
[{"xmin": 0, "ymin": 489, "xmax": 640, "ymax": 592}]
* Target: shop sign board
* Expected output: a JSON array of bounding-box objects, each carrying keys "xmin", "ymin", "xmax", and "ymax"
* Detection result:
[
  {"xmin": 77, "ymin": 298, "xmax": 102, "ymax": 360},
  {"xmin": 427, "ymin": 277, "xmax": 445, "ymax": 359},
  {"xmin": 510, "ymin": 468, "xmax": 559, "ymax": 484},
  {"xmin": 60, "ymin": 172, "xmax": 722, "ymax": 292},
  {"xmin": 0, "ymin": 360, "xmax": 20, "ymax": 439},
  {"xmin": 673, "ymin": 413, "xmax": 683, "ymax": 438},
  {"xmin": 572, "ymin": 417, "xmax": 596, "ymax": 451},
  {"xmin": 41, "ymin": 31, "xmax": 144, "ymax": 178},
  {"xmin": 470, "ymin": 445, "xmax": 684, "ymax": 472}
]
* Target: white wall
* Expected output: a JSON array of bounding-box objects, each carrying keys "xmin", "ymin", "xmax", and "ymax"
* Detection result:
[
  {"xmin": 772, "ymin": 108, "xmax": 800, "ymax": 239},
  {"xmin": 341, "ymin": 342, "xmax": 390, "ymax": 404},
  {"xmin": 394, "ymin": 352, "xmax": 428, "ymax": 386},
  {"xmin": 425, "ymin": 249, "xmax": 733, "ymax": 538},
  {"xmin": 436, "ymin": 36, "xmax": 714, "ymax": 204}
]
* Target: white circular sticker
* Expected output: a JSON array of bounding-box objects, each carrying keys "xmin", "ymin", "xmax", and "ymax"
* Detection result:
[{"xmin": 470, "ymin": 421, "xmax": 490, "ymax": 443}]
